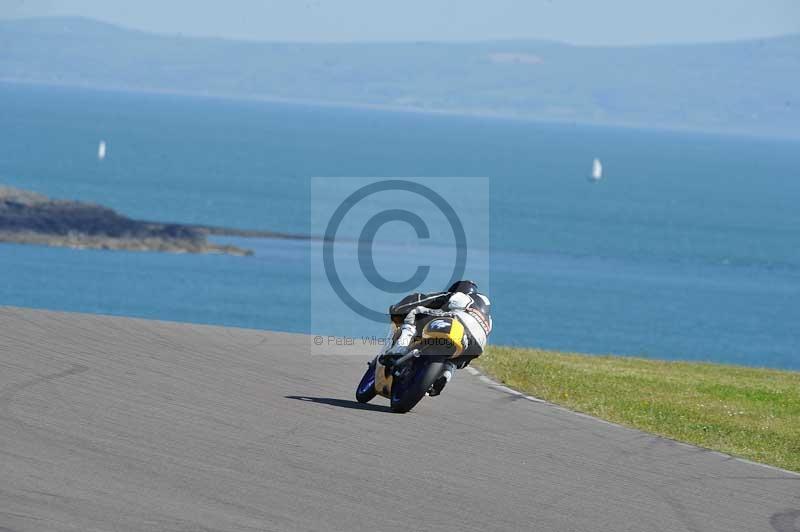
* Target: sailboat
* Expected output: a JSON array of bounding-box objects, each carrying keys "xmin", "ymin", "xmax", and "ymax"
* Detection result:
[
  {"xmin": 97, "ymin": 140, "xmax": 107, "ymax": 161},
  {"xmin": 589, "ymin": 157, "xmax": 602, "ymax": 182}
]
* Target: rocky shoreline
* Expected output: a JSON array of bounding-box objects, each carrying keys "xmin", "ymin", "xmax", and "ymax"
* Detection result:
[{"xmin": 0, "ymin": 186, "xmax": 302, "ymax": 256}]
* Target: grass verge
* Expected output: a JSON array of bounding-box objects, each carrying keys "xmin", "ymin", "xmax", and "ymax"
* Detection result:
[{"xmin": 477, "ymin": 346, "xmax": 800, "ymax": 473}]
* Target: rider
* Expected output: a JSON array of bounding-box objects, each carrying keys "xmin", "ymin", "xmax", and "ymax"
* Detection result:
[{"xmin": 385, "ymin": 280, "xmax": 492, "ymax": 396}]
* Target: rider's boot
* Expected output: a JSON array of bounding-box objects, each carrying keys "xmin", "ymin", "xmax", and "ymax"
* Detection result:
[
  {"xmin": 428, "ymin": 362, "xmax": 456, "ymax": 397},
  {"xmin": 385, "ymin": 324, "xmax": 416, "ymax": 356}
]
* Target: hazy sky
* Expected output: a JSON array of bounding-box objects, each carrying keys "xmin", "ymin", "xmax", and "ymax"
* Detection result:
[{"xmin": 1, "ymin": 0, "xmax": 799, "ymax": 45}]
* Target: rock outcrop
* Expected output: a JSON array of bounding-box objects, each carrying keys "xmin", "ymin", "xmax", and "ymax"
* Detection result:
[{"xmin": 0, "ymin": 186, "xmax": 254, "ymax": 255}]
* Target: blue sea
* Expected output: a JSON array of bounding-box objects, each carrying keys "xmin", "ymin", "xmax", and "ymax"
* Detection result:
[{"xmin": 1, "ymin": 83, "xmax": 799, "ymax": 369}]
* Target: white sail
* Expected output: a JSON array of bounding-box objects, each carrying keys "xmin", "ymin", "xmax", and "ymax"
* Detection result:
[
  {"xmin": 97, "ymin": 141, "xmax": 107, "ymax": 160},
  {"xmin": 590, "ymin": 158, "xmax": 602, "ymax": 181}
]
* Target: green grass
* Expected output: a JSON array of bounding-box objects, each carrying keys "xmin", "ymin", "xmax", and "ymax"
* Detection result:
[{"xmin": 477, "ymin": 346, "xmax": 800, "ymax": 472}]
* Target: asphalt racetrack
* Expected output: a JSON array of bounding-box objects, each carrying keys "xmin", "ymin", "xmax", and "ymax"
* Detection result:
[{"xmin": 1, "ymin": 307, "xmax": 797, "ymax": 531}]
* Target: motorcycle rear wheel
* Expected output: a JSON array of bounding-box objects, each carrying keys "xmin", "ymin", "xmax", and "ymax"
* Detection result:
[{"xmin": 390, "ymin": 360, "xmax": 445, "ymax": 413}]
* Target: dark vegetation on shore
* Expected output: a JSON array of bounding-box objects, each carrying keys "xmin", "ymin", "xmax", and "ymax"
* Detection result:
[{"xmin": 0, "ymin": 185, "xmax": 307, "ymax": 255}]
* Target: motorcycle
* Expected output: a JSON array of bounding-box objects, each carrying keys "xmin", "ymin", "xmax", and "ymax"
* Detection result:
[{"xmin": 355, "ymin": 315, "xmax": 465, "ymax": 413}]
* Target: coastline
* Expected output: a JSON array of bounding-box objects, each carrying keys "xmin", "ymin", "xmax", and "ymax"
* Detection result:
[
  {"xmin": 0, "ymin": 185, "xmax": 313, "ymax": 256},
  {"xmin": 3, "ymin": 78, "xmax": 799, "ymax": 143},
  {"xmin": 0, "ymin": 229, "xmax": 252, "ymax": 256}
]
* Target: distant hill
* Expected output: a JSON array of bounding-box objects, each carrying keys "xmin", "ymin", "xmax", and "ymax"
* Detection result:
[{"xmin": 1, "ymin": 17, "xmax": 799, "ymax": 136}]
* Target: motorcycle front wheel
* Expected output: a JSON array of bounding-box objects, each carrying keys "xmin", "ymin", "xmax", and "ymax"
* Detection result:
[
  {"xmin": 355, "ymin": 361, "xmax": 377, "ymax": 403},
  {"xmin": 390, "ymin": 360, "xmax": 445, "ymax": 413}
]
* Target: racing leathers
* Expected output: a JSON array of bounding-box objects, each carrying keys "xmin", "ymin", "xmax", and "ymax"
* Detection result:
[{"xmin": 386, "ymin": 289, "xmax": 493, "ymax": 370}]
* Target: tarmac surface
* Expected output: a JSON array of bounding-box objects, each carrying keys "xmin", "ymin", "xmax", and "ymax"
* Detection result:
[{"xmin": 0, "ymin": 307, "xmax": 797, "ymax": 531}]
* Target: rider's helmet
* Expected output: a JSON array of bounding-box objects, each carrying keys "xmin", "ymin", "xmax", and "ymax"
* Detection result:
[
  {"xmin": 447, "ymin": 292, "xmax": 472, "ymax": 311},
  {"xmin": 447, "ymin": 280, "xmax": 478, "ymax": 296}
]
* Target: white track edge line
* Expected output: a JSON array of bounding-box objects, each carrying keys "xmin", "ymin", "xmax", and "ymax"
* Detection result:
[{"xmin": 465, "ymin": 364, "xmax": 800, "ymax": 478}]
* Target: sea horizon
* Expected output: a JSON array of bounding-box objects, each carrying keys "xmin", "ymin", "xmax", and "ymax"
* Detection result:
[{"xmin": 4, "ymin": 79, "xmax": 799, "ymax": 144}]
